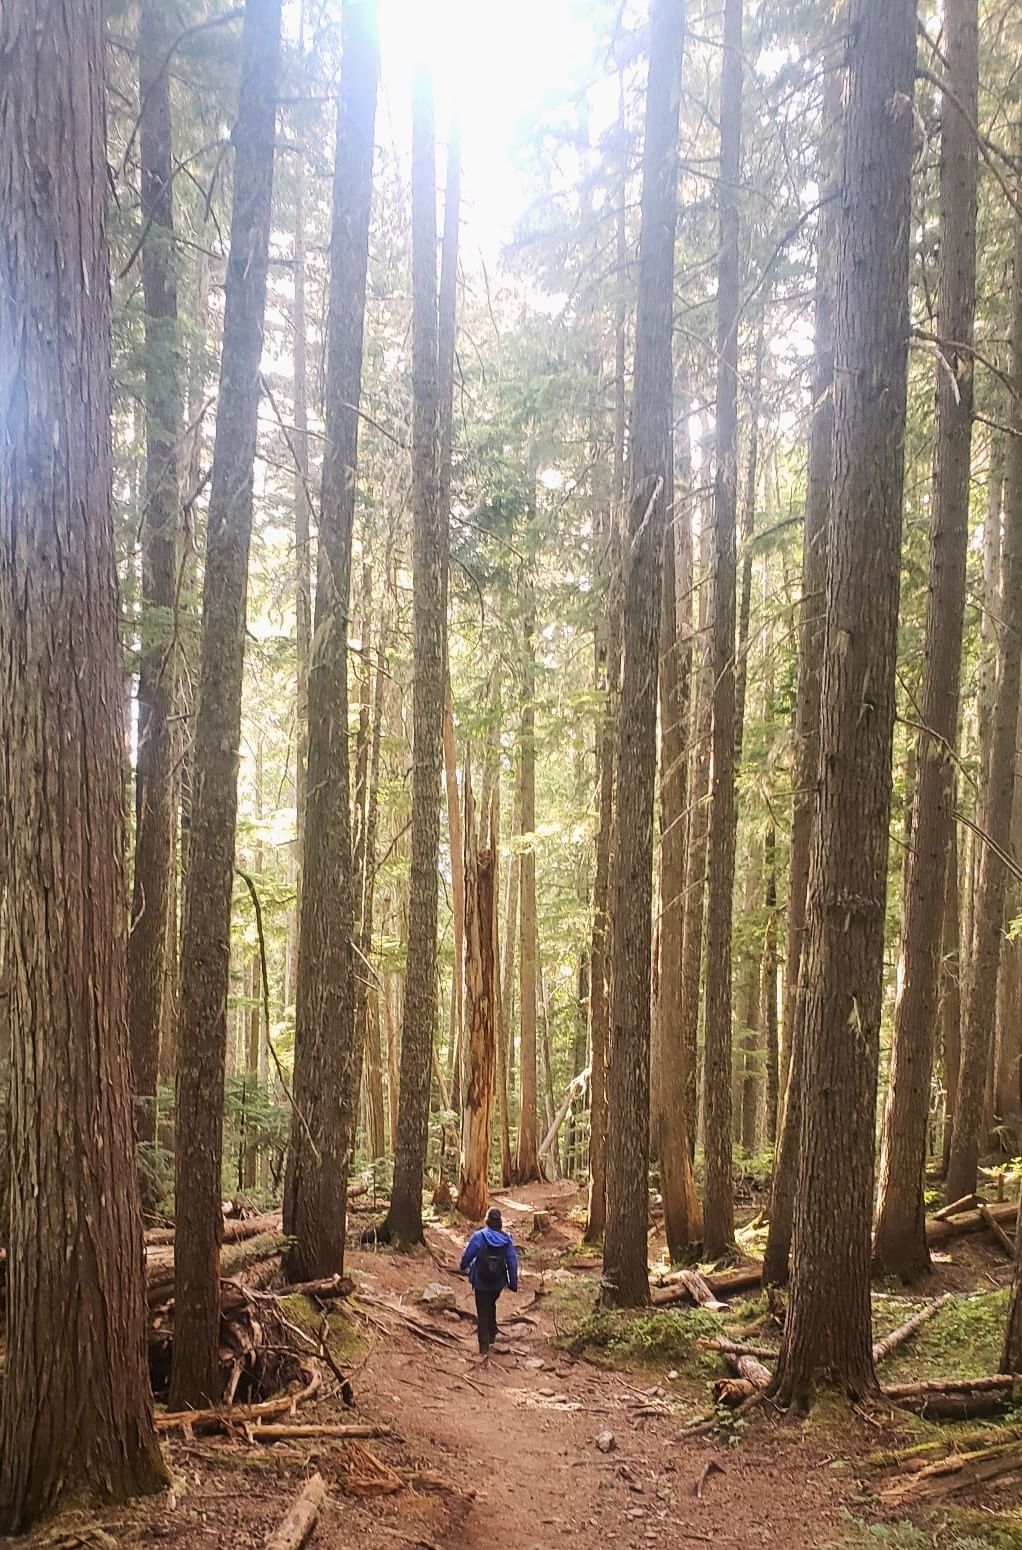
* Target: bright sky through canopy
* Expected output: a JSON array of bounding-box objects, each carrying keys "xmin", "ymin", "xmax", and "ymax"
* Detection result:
[{"xmin": 375, "ymin": 0, "xmax": 591, "ymax": 260}]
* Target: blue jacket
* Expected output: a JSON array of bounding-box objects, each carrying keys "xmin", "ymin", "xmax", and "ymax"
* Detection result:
[{"xmin": 460, "ymin": 1227, "xmax": 518, "ymax": 1292}]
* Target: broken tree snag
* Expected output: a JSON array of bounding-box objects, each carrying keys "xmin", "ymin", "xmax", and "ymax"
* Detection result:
[
  {"xmin": 457, "ymin": 769, "xmax": 498, "ymax": 1221},
  {"xmin": 871, "ymin": 1293, "xmax": 955, "ymax": 1364},
  {"xmin": 880, "ymin": 1440, "xmax": 1022, "ymax": 1506},
  {"xmin": 539, "ymin": 1067, "xmax": 590, "ymax": 1160},
  {"xmin": 264, "ymin": 1471, "xmax": 326, "ymax": 1550},
  {"xmin": 979, "ymin": 1203, "xmax": 1016, "ymax": 1256},
  {"xmin": 882, "ymin": 1374, "xmax": 1022, "ymax": 1420}
]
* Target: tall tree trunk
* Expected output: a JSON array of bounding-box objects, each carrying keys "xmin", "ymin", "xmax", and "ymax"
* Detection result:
[
  {"xmin": 994, "ymin": 762, "xmax": 1022, "ymax": 1145},
  {"xmin": 459, "ymin": 772, "xmax": 498, "ymax": 1218},
  {"xmin": 293, "ymin": 148, "xmax": 312, "ymax": 978},
  {"xmin": 283, "ymin": 0, "xmax": 378, "ymax": 1283},
  {"xmin": 0, "ymin": 0, "xmax": 168, "ymax": 1521},
  {"xmin": 602, "ymin": 0, "xmax": 684, "ymax": 1308},
  {"xmin": 129, "ymin": 0, "xmax": 184, "ymax": 1145},
  {"xmin": 386, "ymin": 65, "xmax": 445, "ymax": 1248},
  {"xmin": 360, "ymin": 625, "xmax": 389, "ymax": 1159},
  {"xmin": 680, "ymin": 515, "xmax": 712, "ymax": 1155},
  {"xmin": 658, "ymin": 423, "xmax": 701, "ymax": 1255},
  {"xmin": 874, "ymin": 0, "xmax": 978, "ymax": 1281},
  {"xmin": 443, "ymin": 680, "xmax": 466, "ymax": 1107},
  {"xmin": 171, "ymin": 0, "xmax": 282, "ymax": 1409},
  {"xmin": 702, "ymin": 0, "xmax": 743, "ymax": 1260},
  {"xmin": 973, "ymin": 435, "xmax": 1005, "ymax": 936},
  {"xmin": 941, "ymin": 823, "xmax": 963, "ymax": 1175},
  {"xmin": 515, "ymin": 582, "xmax": 543, "ymax": 1182},
  {"xmin": 762, "ymin": 825, "xmax": 779, "ymax": 1145},
  {"xmin": 499, "ymin": 784, "xmax": 521, "ymax": 1186},
  {"xmin": 948, "ymin": 120, "xmax": 1022, "ymax": 1205},
  {"xmin": 762, "ymin": 40, "xmax": 841, "ymax": 1287},
  {"xmin": 770, "ymin": 0, "xmax": 916, "ymax": 1407}
]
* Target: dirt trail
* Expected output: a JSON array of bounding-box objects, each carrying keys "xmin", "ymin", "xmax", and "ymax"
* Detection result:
[{"xmin": 346, "ymin": 1182, "xmax": 857, "ymax": 1550}]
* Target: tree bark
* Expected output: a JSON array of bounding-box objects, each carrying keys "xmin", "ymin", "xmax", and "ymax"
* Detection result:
[
  {"xmin": 293, "ymin": 148, "xmax": 312, "ymax": 970},
  {"xmin": 386, "ymin": 65, "xmax": 445, "ymax": 1248},
  {"xmin": 361, "ymin": 626, "xmax": 389, "ymax": 1159},
  {"xmin": 171, "ymin": 0, "xmax": 282, "ymax": 1409},
  {"xmin": 770, "ymin": 0, "xmax": 916, "ymax": 1407},
  {"xmin": 942, "ymin": 823, "xmax": 963, "ymax": 1175},
  {"xmin": 874, "ymin": 0, "xmax": 978, "ymax": 1280},
  {"xmin": 658, "ymin": 412, "xmax": 701, "ymax": 1257},
  {"xmin": 602, "ymin": 0, "xmax": 684, "ymax": 1308},
  {"xmin": 129, "ymin": 0, "xmax": 185, "ymax": 1146},
  {"xmin": 947, "ymin": 135, "xmax": 1022, "ymax": 1204},
  {"xmin": 515, "ymin": 578, "xmax": 543, "ymax": 1182},
  {"xmin": 0, "ymin": 0, "xmax": 168, "ymax": 1523},
  {"xmin": 680, "ymin": 516, "xmax": 712, "ymax": 1155},
  {"xmin": 994, "ymin": 749, "xmax": 1022, "ymax": 1145},
  {"xmin": 762, "ymin": 37, "xmax": 841, "ymax": 1287},
  {"xmin": 458, "ymin": 772, "xmax": 499, "ymax": 1218},
  {"xmin": 443, "ymin": 679, "xmax": 466, "ymax": 1107},
  {"xmin": 284, "ymin": 0, "xmax": 379, "ymax": 1283},
  {"xmin": 702, "ymin": 0, "xmax": 743, "ymax": 1260}
]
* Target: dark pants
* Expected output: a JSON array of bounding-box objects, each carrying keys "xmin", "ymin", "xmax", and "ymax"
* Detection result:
[{"xmin": 474, "ymin": 1288, "xmax": 500, "ymax": 1352}]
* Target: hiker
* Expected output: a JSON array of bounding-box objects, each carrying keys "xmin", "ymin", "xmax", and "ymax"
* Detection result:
[{"xmin": 460, "ymin": 1206, "xmax": 519, "ymax": 1354}]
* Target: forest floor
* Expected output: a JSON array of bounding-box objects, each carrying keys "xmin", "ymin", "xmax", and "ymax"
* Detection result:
[{"xmin": 10, "ymin": 1180, "xmax": 1022, "ymax": 1550}]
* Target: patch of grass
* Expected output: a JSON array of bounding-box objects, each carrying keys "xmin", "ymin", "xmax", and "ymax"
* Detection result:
[
  {"xmin": 824, "ymin": 1511, "xmax": 1009, "ymax": 1550},
  {"xmin": 878, "ymin": 1289, "xmax": 1008, "ymax": 1384},
  {"xmin": 554, "ymin": 1296, "xmax": 722, "ymax": 1369}
]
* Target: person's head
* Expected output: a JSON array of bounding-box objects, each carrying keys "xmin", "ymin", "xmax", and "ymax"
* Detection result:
[{"xmin": 485, "ymin": 1206, "xmax": 503, "ymax": 1232}]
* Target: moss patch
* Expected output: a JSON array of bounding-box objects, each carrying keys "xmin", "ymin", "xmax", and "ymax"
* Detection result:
[{"xmin": 877, "ymin": 1289, "xmax": 1007, "ymax": 1384}]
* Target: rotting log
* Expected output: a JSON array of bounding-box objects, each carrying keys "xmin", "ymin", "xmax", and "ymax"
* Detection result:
[
  {"xmin": 650, "ymin": 1263, "xmax": 763, "ymax": 1307},
  {"xmin": 147, "ymin": 1231, "xmax": 287, "ymax": 1307},
  {"xmin": 880, "ymin": 1439, "xmax": 1022, "ymax": 1505},
  {"xmin": 264, "ymin": 1472, "xmax": 326, "ymax": 1550},
  {"xmin": 882, "ymin": 1373, "xmax": 1022, "ymax": 1420}
]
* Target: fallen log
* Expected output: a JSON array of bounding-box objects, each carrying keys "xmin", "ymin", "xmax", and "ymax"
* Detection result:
[
  {"xmin": 146, "ymin": 1210, "xmax": 284, "ymax": 1252},
  {"xmin": 713, "ymin": 1349, "xmax": 772, "ymax": 1407},
  {"xmin": 156, "ymin": 1372, "xmax": 321, "ymax": 1434},
  {"xmin": 871, "ymin": 1293, "xmax": 955, "ymax": 1364},
  {"xmin": 676, "ymin": 1270, "xmax": 729, "ymax": 1311},
  {"xmin": 882, "ymin": 1373, "xmax": 1022, "ymax": 1420},
  {"xmin": 980, "ymin": 1203, "xmax": 1016, "ymax": 1257},
  {"xmin": 881, "ymin": 1439, "xmax": 1022, "ymax": 1505},
  {"xmin": 924, "ymin": 1199, "xmax": 1016, "ymax": 1247},
  {"xmin": 147, "ymin": 1231, "xmax": 287, "ymax": 1307},
  {"xmin": 700, "ymin": 1337, "xmax": 778, "ymax": 1362},
  {"xmin": 273, "ymin": 1274, "xmax": 354, "ymax": 1302},
  {"xmin": 932, "ymin": 1193, "xmax": 980, "ymax": 1221},
  {"xmin": 264, "ymin": 1471, "xmax": 326, "ymax": 1550},
  {"xmin": 253, "ymin": 1423, "xmax": 392, "ymax": 1442},
  {"xmin": 539, "ymin": 1067, "xmax": 590, "ymax": 1159},
  {"xmin": 650, "ymin": 1264, "xmax": 764, "ymax": 1308}
]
